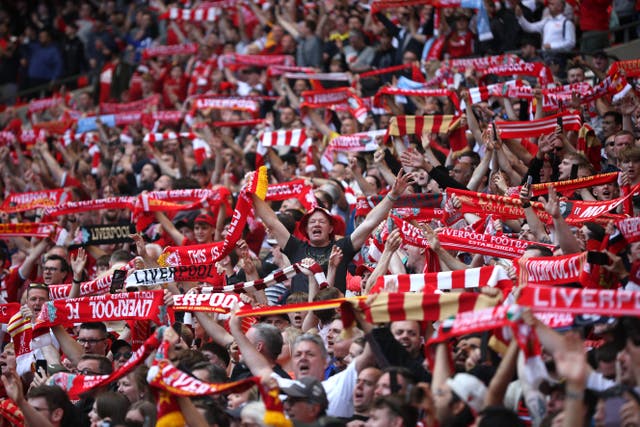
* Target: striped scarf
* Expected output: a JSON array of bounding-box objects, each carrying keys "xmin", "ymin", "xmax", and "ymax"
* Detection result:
[
  {"xmin": 370, "ymin": 266, "xmax": 512, "ymax": 294},
  {"xmin": 260, "ymin": 129, "xmax": 309, "ymax": 149},
  {"xmin": 385, "ymin": 115, "xmax": 463, "ymax": 144},
  {"xmin": 235, "ymin": 292, "xmax": 500, "ymax": 324},
  {"xmin": 496, "ymin": 112, "xmax": 582, "ymax": 139}
]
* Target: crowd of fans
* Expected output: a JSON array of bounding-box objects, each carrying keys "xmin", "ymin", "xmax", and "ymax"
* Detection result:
[{"xmin": 0, "ymin": 0, "xmax": 640, "ymax": 427}]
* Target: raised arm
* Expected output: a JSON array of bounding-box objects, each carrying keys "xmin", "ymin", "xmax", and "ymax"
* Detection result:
[
  {"xmin": 350, "ymin": 171, "xmax": 413, "ymax": 250},
  {"xmin": 229, "ymin": 312, "xmax": 274, "ymax": 380},
  {"xmin": 251, "ymin": 195, "xmax": 291, "ymax": 248},
  {"xmin": 539, "ymin": 186, "xmax": 581, "ymax": 254}
]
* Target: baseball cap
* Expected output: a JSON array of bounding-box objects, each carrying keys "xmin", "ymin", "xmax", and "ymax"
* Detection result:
[
  {"xmin": 194, "ymin": 213, "xmax": 216, "ymax": 227},
  {"xmin": 281, "ymin": 377, "xmax": 329, "ymax": 409},
  {"xmin": 446, "ymin": 373, "xmax": 487, "ymax": 414}
]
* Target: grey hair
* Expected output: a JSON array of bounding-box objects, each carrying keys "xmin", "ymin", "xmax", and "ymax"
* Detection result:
[
  {"xmin": 251, "ymin": 323, "xmax": 284, "ymax": 360},
  {"xmin": 292, "ymin": 333, "xmax": 328, "ymax": 361}
]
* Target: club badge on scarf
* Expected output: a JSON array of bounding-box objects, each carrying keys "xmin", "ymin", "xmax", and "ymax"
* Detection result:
[{"xmin": 33, "ymin": 290, "xmax": 170, "ymax": 332}]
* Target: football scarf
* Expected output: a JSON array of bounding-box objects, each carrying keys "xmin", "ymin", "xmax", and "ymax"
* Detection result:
[
  {"xmin": 370, "ymin": 265, "xmax": 513, "ymax": 294},
  {"xmin": 616, "ymin": 217, "xmax": 640, "ymax": 243},
  {"xmin": 0, "ymin": 222, "xmax": 57, "ymax": 238},
  {"xmin": 193, "ymin": 97, "xmax": 260, "ymax": 114},
  {"xmin": 518, "ymin": 285, "xmax": 640, "ymax": 316},
  {"xmin": 70, "ymin": 224, "xmax": 136, "ymax": 248},
  {"xmin": 235, "ymin": 292, "xmax": 500, "ymax": 324},
  {"xmin": 518, "ymin": 252, "xmax": 588, "ymax": 286},
  {"xmin": 260, "ymin": 129, "xmax": 309, "ymax": 148},
  {"xmin": 355, "ymin": 193, "xmax": 443, "ymax": 217},
  {"xmin": 125, "ymin": 264, "xmax": 225, "ymax": 288},
  {"xmin": 33, "ymin": 290, "xmax": 170, "ymax": 332},
  {"xmin": 100, "ymin": 95, "xmax": 160, "ymax": 114},
  {"xmin": 265, "ymin": 179, "xmax": 316, "ymax": 210},
  {"xmin": 448, "ymin": 186, "xmax": 634, "ymax": 225},
  {"xmin": 142, "ymin": 43, "xmax": 199, "ymax": 59},
  {"xmin": 495, "ymin": 112, "xmax": 582, "ymax": 139},
  {"xmin": 6, "ymin": 304, "xmax": 31, "ymax": 375},
  {"xmin": 46, "ymin": 328, "xmax": 162, "ymax": 400},
  {"xmin": 300, "ymin": 88, "xmax": 368, "ymax": 123},
  {"xmin": 1, "ymin": 189, "xmax": 67, "ymax": 213},
  {"xmin": 480, "ymin": 62, "xmax": 553, "ymax": 86},
  {"xmin": 386, "ymin": 115, "xmax": 462, "ymax": 138},
  {"xmin": 505, "ymin": 172, "xmax": 619, "ymax": 198},
  {"xmin": 158, "ymin": 167, "xmax": 268, "ymax": 267}
]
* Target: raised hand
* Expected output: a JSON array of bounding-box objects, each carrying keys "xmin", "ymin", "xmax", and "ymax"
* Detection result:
[
  {"xmin": 400, "ymin": 149, "xmax": 426, "ymax": 170},
  {"xmin": 540, "ymin": 186, "xmax": 560, "ymax": 219},
  {"xmin": 389, "ymin": 170, "xmax": 414, "ymax": 199},
  {"xmin": 70, "ymin": 247, "xmax": 87, "ymax": 281}
]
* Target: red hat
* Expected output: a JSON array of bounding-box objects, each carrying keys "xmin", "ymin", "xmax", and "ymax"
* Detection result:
[
  {"xmin": 194, "ymin": 213, "xmax": 216, "ymax": 227},
  {"xmin": 355, "ymin": 264, "xmax": 375, "ymax": 276},
  {"xmin": 298, "ymin": 206, "xmax": 335, "ymax": 239}
]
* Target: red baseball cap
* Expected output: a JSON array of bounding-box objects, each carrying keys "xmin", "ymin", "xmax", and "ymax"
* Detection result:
[{"xmin": 194, "ymin": 213, "xmax": 216, "ymax": 227}]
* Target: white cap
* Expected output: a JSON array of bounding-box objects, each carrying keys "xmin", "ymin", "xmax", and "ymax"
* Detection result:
[{"xmin": 446, "ymin": 373, "xmax": 487, "ymax": 414}]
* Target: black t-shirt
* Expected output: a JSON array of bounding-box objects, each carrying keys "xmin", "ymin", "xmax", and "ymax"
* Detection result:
[{"xmin": 283, "ymin": 235, "xmax": 356, "ymax": 294}]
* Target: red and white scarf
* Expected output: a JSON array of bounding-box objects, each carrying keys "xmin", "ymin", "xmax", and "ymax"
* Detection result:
[
  {"xmin": 616, "ymin": 217, "xmax": 640, "ymax": 243},
  {"xmin": 480, "ymin": 62, "xmax": 553, "ymax": 86},
  {"xmin": 495, "ymin": 112, "xmax": 582, "ymax": 139},
  {"xmin": 265, "ymin": 179, "xmax": 316, "ymax": 210},
  {"xmin": 301, "ymin": 88, "xmax": 368, "ymax": 123},
  {"xmin": 0, "ymin": 222, "xmax": 57, "ymax": 238},
  {"xmin": 518, "ymin": 252, "xmax": 587, "ymax": 286},
  {"xmin": 193, "ymin": 97, "xmax": 259, "ymax": 113},
  {"xmin": 47, "ymin": 329, "xmax": 161, "ymax": 399},
  {"xmin": 260, "ymin": 129, "xmax": 309, "ymax": 149},
  {"xmin": 33, "ymin": 290, "xmax": 170, "ymax": 332},
  {"xmin": 142, "ymin": 43, "xmax": 198, "ymax": 59},
  {"xmin": 100, "ymin": 95, "xmax": 160, "ymax": 114},
  {"xmin": 386, "ymin": 115, "xmax": 462, "ymax": 139},
  {"xmin": 219, "ymin": 53, "xmax": 295, "ymax": 68},
  {"xmin": 519, "ymin": 285, "xmax": 640, "ymax": 316},
  {"xmin": 370, "ymin": 265, "xmax": 512, "ymax": 294},
  {"xmin": 1, "ymin": 189, "xmax": 67, "ymax": 213}
]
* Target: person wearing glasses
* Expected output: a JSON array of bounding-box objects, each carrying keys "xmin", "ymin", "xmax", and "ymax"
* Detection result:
[
  {"xmin": 52, "ymin": 322, "xmax": 110, "ymax": 368},
  {"xmin": 41, "ymin": 255, "xmax": 71, "ymax": 287}
]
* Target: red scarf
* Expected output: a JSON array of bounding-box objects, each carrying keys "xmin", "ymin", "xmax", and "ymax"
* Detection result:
[
  {"xmin": 616, "ymin": 217, "xmax": 640, "ymax": 243},
  {"xmin": 47, "ymin": 329, "xmax": 161, "ymax": 399},
  {"xmin": 480, "ymin": 62, "xmax": 553, "ymax": 86},
  {"xmin": 33, "ymin": 290, "xmax": 170, "ymax": 332},
  {"xmin": 265, "ymin": 179, "xmax": 316, "ymax": 210},
  {"xmin": 49, "ymin": 274, "xmax": 115, "ymax": 299},
  {"xmin": 142, "ymin": 43, "xmax": 198, "ymax": 59},
  {"xmin": 158, "ymin": 167, "xmax": 268, "ymax": 267},
  {"xmin": 519, "ymin": 285, "xmax": 640, "ymax": 316},
  {"xmin": 386, "ymin": 115, "xmax": 462, "ymax": 139},
  {"xmin": 1, "ymin": 189, "xmax": 67, "ymax": 213},
  {"xmin": 100, "ymin": 95, "xmax": 160, "ymax": 114},
  {"xmin": 374, "ymin": 87, "xmax": 460, "ymax": 110},
  {"xmin": 449, "ymin": 186, "xmax": 633, "ymax": 225},
  {"xmin": 518, "ymin": 252, "xmax": 587, "ymax": 286},
  {"xmin": 0, "ymin": 222, "xmax": 57, "ymax": 238},
  {"xmin": 355, "ymin": 193, "xmax": 443, "ymax": 217},
  {"xmin": 505, "ymin": 172, "xmax": 618, "ymax": 198},
  {"xmin": 301, "ymin": 88, "xmax": 368, "ymax": 123},
  {"xmin": 219, "ymin": 53, "xmax": 294, "ymax": 68},
  {"xmin": 193, "ymin": 97, "xmax": 260, "ymax": 114}
]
